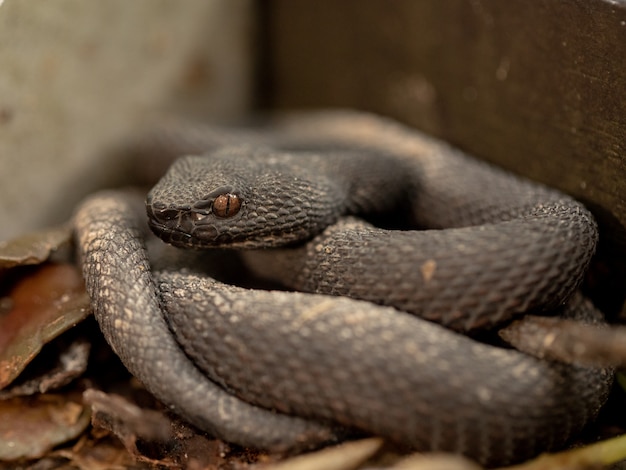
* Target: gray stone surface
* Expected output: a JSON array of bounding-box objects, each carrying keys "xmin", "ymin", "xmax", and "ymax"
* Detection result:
[{"xmin": 0, "ymin": 0, "xmax": 253, "ymax": 240}]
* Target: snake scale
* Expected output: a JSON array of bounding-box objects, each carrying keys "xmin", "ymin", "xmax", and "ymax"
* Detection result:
[{"xmin": 74, "ymin": 111, "xmax": 613, "ymax": 466}]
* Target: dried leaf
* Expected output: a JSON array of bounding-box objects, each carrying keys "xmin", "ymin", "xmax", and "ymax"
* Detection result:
[
  {"xmin": 0, "ymin": 393, "xmax": 91, "ymax": 461},
  {"xmin": 0, "ymin": 263, "xmax": 91, "ymax": 389},
  {"xmin": 0, "ymin": 225, "xmax": 72, "ymax": 270},
  {"xmin": 0, "ymin": 337, "xmax": 91, "ymax": 399},
  {"xmin": 83, "ymin": 389, "xmax": 173, "ymax": 447},
  {"xmin": 83, "ymin": 388, "xmax": 257, "ymax": 469},
  {"xmin": 498, "ymin": 433, "xmax": 626, "ymax": 470},
  {"xmin": 262, "ymin": 438, "xmax": 383, "ymax": 470},
  {"xmin": 499, "ymin": 315, "xmax": 626, "ymax": 368},
  {"xmin": 390, "ymin": 453, "xmax": 482, "ymax": 469}
]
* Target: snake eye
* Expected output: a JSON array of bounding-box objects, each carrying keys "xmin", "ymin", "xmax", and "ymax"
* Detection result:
[{"xmin": 213, "ymin": 193, "xmax": 241, "ymax": 218}]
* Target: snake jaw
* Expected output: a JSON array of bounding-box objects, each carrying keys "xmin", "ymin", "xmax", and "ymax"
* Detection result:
[
  {"xmin": 146, "ymin": 193, "xmax": 288, "ymax": 250},
  {"xmin": 146, "ymin": 198, "xmax": 222, "ymax": 249}
]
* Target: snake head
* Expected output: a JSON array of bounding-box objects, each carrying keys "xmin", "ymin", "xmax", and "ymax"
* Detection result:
[{"xmin": 146, "ymin": 146, "xmax": 345, "ymax": 249}]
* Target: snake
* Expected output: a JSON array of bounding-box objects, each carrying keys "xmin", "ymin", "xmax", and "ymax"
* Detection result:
[{"xmin": 73, "ymin": 111, "xmax": 613, "ymax": 466}]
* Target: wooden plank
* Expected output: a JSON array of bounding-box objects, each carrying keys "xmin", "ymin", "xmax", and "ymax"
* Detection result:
[{"xmin": 262, "ymin": 0, "xmax": 626, "ymax": 315}]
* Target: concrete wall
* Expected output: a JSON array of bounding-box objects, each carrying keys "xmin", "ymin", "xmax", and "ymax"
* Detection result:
[{"xmin": 0, "ymin": 0, "xmax": 253, "ymax": 240}]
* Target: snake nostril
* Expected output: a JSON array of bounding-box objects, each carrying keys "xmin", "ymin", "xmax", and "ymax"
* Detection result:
[
  {"xmin": 156, "ymin": 208, "xmax": 181, "ymax": 221},
  {"xmin": 192, "ymin": 212, "xmax": 208, "ymax": 222}
]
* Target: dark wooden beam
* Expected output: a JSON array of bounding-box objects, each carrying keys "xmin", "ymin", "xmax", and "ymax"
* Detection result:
[{"xmin": 262, "ymin": 0, "xmax": 626, "ymax": 315}]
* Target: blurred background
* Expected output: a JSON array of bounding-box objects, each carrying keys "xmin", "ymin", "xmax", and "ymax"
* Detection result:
[{"xmin": 0, "ymin": 0, "xmax": 624, "ymax": 310}]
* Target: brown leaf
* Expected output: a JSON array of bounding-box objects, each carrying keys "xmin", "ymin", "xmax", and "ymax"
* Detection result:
[
  {"xmin": 0, "ymin": 263, "xmax": 91, "ymax": 389},
  {"xmin": 82, "ymin": 388, "xmax": 256, "ymax": 469},
  {"xmin": 0, "ymin": 225, "xmax": 72, "ymax": 270},
  {"xmin": 262, "ymin": 438, "xmax": 384, "ymax": 470},
  {"xmin": 499, "ymin": 315, "xmax": 626, "ymax": 368},
  {"xmin": 84, "ymin": 389, "xmax": 173, "ymax": 446},
  {"xmin": 0, "ymin": 393, "xmax": 91, "ymax": 461},
  {"xmin": 0, "ymin": 337, "xmax": 91, "ymax": 399}
]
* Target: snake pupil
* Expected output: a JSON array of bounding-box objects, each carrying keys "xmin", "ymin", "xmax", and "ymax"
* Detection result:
[{"xmin": 213, "ymin": 193, "xmax": 241, "ymax": 218}]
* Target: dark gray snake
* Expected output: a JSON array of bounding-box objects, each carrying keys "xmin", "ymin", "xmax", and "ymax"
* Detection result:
[{"xmin": 73, "ymin": 111, "xmax": 613, "ymax": 466}]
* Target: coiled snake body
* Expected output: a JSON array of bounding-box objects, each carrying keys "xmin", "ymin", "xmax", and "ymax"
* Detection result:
[{"xmin": 74, "ymin": 112, "xmax": 612, "ymax": 466}]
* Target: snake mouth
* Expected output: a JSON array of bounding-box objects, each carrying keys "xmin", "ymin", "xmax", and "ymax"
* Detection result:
[
  {"xmin": 147, "ymin": 217, "xmax": 224, "ymax": 249},
  {"xmin": 146, "ymin": 198, "xmax": 220, "ymax": 248},
  {"xmin": 148, "ymin": 220, "xmax": 194, "ymax": 248}
]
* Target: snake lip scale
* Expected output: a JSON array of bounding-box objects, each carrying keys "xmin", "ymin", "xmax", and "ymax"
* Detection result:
[{"xmin": 75, "ymin": 111, "xmax": 613, "ymax": 466}]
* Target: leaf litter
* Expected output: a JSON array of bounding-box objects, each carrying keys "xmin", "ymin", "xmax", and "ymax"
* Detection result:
[{"xmin": 0, "ymin": 226, "xmax": 626, "ymax": 469}]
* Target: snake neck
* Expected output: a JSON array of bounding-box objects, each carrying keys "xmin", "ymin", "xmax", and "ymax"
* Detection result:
[
  {"xmin": 308, "ymin": 150, "xmax": 420, "ymax": 227},
  {"xmin": 147, "ymin": 146, "xmax": 420, "ymax": 249}
]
